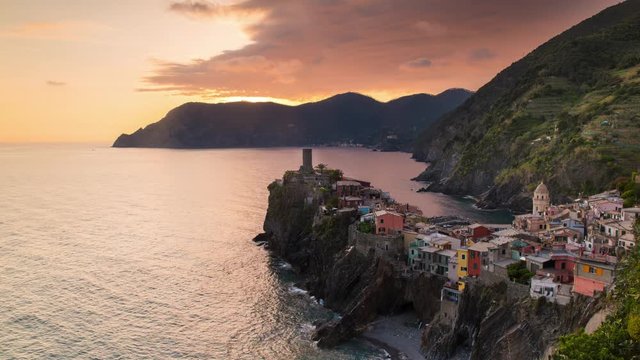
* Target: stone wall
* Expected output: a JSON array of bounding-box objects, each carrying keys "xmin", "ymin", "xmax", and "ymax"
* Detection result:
[
  {"xmin": 477, "ymin": 271, "xmax": 530, "ymax": 300},
  {"xmin": 349, "ymin": 224, "xmax": 404, "ymax": 260}
]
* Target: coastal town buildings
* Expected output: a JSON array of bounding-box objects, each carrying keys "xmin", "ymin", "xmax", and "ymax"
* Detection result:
[{"xmin": 294, "ymin": 149, "xmax": 637, "ymax": 309}]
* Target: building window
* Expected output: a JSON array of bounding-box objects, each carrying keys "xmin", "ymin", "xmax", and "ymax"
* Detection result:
[
  {"xmin": 473, "ymin": 263, "xmax": 478, "ymax": 269},
  {"xmin": 561, "ymin": 263, "xmax": 566, "ymax": 270},
  {"xmin": 380, "ymin": 219, "xmax": 384, "ymax": 224},
  {"xmin": 461, "ymin": 254, "xmax": 466, "ymax": 260}
]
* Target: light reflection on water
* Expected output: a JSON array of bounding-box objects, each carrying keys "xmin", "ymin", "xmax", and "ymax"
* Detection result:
[{"xmin": 0, "ymin": 145, "xmax": 508, "ymax": 359}]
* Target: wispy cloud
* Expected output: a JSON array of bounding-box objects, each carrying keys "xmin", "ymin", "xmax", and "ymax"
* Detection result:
[
  {"xmin": 0, "ymin": 21, "xmax": 111, "ymax": 41},
  {"xmin": 168, "ymin": 0, "xmax": 257, "ymax": 19},
  {"xmin": 400, "ymin": 57, "xmax": 433, "ymax": 71},
  {"xmin": 169, "ymin": 1, "xmax": 225, "ymax": 18},
  {"xmin": 143, "ymin": 0, "xmax": 620, "ymax": 100},
  {"xmin": 46, "ymin": 80, "xmax": 66, "ymax": 86},
  {"xmin": 469, "ymin": 48, "xmax": 497, "ymax": 61}
]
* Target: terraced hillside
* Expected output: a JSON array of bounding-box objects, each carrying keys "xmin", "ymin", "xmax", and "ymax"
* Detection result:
[{"xmin": 414, "ymin": 0, "xmax": 640, "ymax": 212}]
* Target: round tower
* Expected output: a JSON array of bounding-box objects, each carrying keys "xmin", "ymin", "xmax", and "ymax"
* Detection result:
[{"xmin": 532, "ymin": 181, "xmax": 550, "ymax": 216}]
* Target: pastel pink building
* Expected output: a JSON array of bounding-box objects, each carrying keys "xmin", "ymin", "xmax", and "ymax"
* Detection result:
[
  {"xmin": 374, "ymin": 210, "xmax": 404, "ymax": 235},
  {"xmin": 573, "ymin": 258, "xmax": 616, "ymax": 297}
]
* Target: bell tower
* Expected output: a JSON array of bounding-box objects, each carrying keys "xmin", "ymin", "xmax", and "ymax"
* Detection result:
[{"xmin": 532, "ymin": 181, "xmax": 550, "ymax": 216}]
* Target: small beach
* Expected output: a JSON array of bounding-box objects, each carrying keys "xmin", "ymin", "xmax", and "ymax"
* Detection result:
[{"xmin": 361, "ymin": 312, "xmax": 424, "ymax": 360}]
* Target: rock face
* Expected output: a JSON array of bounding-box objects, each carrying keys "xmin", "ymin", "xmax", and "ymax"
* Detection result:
[
  {"xmin": 259, "ymin": 178, "xmax": 444, "ymax": 347},
  {"xmin": 259, "ymin": 176, "xmax": 605, "ymax": 357},
  {"xmin": 113, "ymin": 89, "xmax": 472, "ymax": 150},
  {"xmin": 422, "ymin": 282, "xmax": 602, "ymax": 360},
  {"xmin": 413, "ymin": 0, "xmax": 640, "ymax": 212}
]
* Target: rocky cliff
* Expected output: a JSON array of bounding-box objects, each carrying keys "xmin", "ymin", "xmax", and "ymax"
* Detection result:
[
  {"xmin": 258, "ymin": 178, "xmax": 444, "ymax": 348},
  {"xmin": 258, "ymin": 175, "xmax": 605, "ymax": 358},
  {"xmin": 422, "ymin": 282, "xmax": 602, "ymax": 360},
  {"xmin": 413, "ymin": 0, "xmax": 640, "ymax": 212}
]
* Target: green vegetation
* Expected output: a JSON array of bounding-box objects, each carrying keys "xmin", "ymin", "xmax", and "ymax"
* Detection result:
[
  {"xmin": 356, "ymin": 221, "xmax": 374, "ymax": 234},
  {"xmin": 615, "ymin": 171, "xmax": 640, "ymax": 207},
  {"xmin": 326, "ymin": 196, "xmax": 339, "ymax": 209},
  {"xmin": 414, "ymin": 1, "xmax": 640, "ymax": 203},
  {"xmin": 506, "ymin": 261, "xmax": 534, "ymax": 285},
  {"xmin": 326, "ymin": 169, "xmax": 344, "ymax": 183},
  {"xmin": 315, "ymin": 163, "xmax": 328, "ymax": 173},
  {"xmin": 554, "ymin": 221, "xmax": 640, "ymax": 360}
]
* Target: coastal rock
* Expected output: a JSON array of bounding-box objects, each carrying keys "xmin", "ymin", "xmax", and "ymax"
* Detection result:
[
  {"xmin": 421, "ymin": 282, "xmax": 602, "ymax": 360},
  {"xmin": 261, "ymin": 177, "xmax": 446, "ymax": 349}
]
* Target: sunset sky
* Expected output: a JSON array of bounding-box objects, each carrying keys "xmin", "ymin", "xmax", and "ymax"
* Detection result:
[{"xmin": 0, "ymin": 0, "xmax": 621, "ymax": 143}]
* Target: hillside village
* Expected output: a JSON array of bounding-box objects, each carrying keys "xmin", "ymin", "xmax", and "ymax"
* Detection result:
[{"xmin": 285, "ymin": 149, "xmax": 639, "ymax": 314}]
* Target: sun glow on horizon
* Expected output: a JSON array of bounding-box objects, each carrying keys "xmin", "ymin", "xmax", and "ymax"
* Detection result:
[
  {"xmin": 0, "ymin": 0, "xmax": 621, "ymax": 142},
  {"xmin": 214, "ymin": 96, "xmax": 302, "ymax": 106}
]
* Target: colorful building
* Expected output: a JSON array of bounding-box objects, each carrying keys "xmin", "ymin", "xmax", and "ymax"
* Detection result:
[
  {"xmin": 468, "ymin": 224, "xmax": 492, "ymax": 240},
  {"xmin": 407, "ymin": 237, "xmax": 427, "ymax": 269},
  {"xmin": 456, "ymin": 247, "xmax": 469, "ymax": 279},
  {"xmin": 573, "ymin": 258, "xmax": 616, "ymax": 297},
  {"xmin": 336, "ymin": 180, "xmax": 363, "ymax": 197},
  {"xmin": 374, "ymin": 210, "xmax": 404, "ymax": 235},
  {"xmin": 467, "ymin": 242, "xmax": 495, "ymax": 277}
]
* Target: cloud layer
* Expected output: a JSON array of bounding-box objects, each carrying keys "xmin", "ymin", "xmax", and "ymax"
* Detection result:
[{"xmin": 144, "ymin": 0, "xmax": 619, "ymax": 101}]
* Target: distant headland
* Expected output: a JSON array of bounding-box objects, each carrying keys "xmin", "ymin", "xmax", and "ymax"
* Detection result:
[{"xmin": 112, "ymin": 89, "xmax": 472, "ymax": 151}]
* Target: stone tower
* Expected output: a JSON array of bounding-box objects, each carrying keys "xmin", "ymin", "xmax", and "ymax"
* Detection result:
[
  {"xmin": 300, "ymin": 148, "xmax": 313, "ymax": 173},
  {"xmin": 532, "ymin": 181, "xmax": 550, "ymax": 216}
]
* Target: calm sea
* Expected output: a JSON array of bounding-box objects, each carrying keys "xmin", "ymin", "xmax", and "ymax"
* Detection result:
[{"xmin": 0, "ymin": 145, "xmax": 510, "ymax": 359}]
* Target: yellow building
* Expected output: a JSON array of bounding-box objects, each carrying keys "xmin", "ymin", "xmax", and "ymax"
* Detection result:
[
  {"xmin": 456, "ymin": 247, "xmax": 469, "ymax": 279},
  {"xmin": 457, "ymin": 280, "xmax": 466, "ymax": 292}
]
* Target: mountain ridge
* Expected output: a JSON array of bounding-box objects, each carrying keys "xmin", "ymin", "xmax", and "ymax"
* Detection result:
[
  {"xmin": 113, "ymin": 89, "xmax": 472, "ymax": 149},
  {"xmin": 413, "ymin": 0, "xmax": 640, "ymax": 212}
]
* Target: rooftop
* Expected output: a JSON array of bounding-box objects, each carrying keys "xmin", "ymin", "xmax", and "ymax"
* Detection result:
[
  {"xmin": 526, "ymin": 255, "xmax": 552, "ymax": 264},
  {"xmin": 374, "ymin": 210, "xmax": 403, "ymax": 217},
  {"xmin": 493, "ymin": 228, "xmax": 522, "ymax": 237},
  {"xmin": 493, "ymin": 258, "xmax": 518, "ymax": 268},
  {"xmin": 490, "ymin": 237, "xmax": 514, "ymax": 246},
  {"xmin": 469, "ymin": 242, "xmax": 496, "ymax": 252},
  {"xmin": 336, "ymin": 180, "xmax": 363, "ymax": 186},
  {"xmin": 419, "ymin": 246, "xmax": 440, "ymax": 253},
  {"xmin": 438, "ymin": 249, "xmax": 457, "ymax": 258},
  {"xmin": 576, "ymin": 257, "xmax": 616, "ymax": 270}
]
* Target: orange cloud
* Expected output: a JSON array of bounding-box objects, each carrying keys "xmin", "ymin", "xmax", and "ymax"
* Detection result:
[
  {"xmin": 146, "ymin": 0, "xmax": 620, "ymax": 101},
  {"xmin": 0, "ymin": 21, "xmax": 111, "ymax": 41}
]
